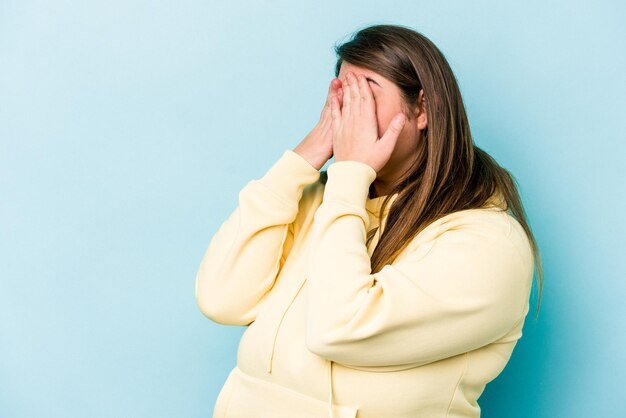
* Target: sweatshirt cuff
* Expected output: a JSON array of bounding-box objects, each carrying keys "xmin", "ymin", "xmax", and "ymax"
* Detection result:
[
  {"xmin": 257, "ymin": 149, "xmax": 321, "ymax": 204},
  {"xmin": 323, "ymin": 160, "xmax": 377, "ymax": 207}
]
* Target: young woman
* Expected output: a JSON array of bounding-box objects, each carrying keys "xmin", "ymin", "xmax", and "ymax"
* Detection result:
[{"xmin": 195, "ymin": 23, "xmax": 543, "ymax": 418}]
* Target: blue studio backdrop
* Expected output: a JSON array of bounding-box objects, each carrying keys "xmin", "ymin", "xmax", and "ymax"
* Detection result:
[{"xmin": 1, "ymin": 1, "xmax": 624, "ymax": 417}]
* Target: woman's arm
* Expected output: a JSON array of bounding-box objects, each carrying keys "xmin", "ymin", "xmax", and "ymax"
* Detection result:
[
  {"xmin": 195, "ymin": 149, "xmax": 320, "ymax": 326},
  {"xmin": 305, "ymin": 160, "xmax": 534, "ymax": 367}
]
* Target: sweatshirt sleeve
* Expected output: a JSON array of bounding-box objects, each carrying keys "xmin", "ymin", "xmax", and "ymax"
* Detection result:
[
  {"xmin": 195, "ymin": 149, "xmax": 320, "ymax": 326},
  {"xmin": 304, "ymin": 160, "xmax": 533, "ymax": 368}
]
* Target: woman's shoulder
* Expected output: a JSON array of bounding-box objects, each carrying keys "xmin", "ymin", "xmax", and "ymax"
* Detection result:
[{"xmin": 422, "ymin": 206, "xmax": 534, "ymax": 268}]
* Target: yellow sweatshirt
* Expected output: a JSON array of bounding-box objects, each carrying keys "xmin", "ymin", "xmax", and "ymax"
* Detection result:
[{"xmin": 195, "ymin": 149, "xmax": 534, "ymax": 418}]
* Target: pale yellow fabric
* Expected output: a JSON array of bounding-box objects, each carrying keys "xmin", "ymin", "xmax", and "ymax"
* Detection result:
[{"xmin": 195, "ymin": 149, "xmax": 534, "ymax": 418}]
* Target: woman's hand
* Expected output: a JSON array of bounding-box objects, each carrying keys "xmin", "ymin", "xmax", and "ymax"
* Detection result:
[
  {"xmin": 330, "ymin": 71, "xmax": 407, "ymax": 173},
  {"xmin": 293, "ymin": 78, "xmax": 344, "ymax": 171}
]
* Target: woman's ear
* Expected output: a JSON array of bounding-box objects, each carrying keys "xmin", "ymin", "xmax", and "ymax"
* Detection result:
[{"xmin": 415, "ymin": 89, "xmax": 428, "ymax": 131}]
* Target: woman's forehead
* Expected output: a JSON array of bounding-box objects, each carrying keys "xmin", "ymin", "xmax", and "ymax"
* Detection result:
[
  {"xmin": 338, "ymin": 62, "xmax": 373, "ymax": 77},
  {"xmin": 338, "ymin": 63, "xmax": 384, "ymax": 87}
]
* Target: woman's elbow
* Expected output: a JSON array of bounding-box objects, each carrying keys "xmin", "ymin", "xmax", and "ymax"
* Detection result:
[
  {"xmin": 304, "ymin": 323, "xmax": 354, "ymax": 362},
  {"xmin": 196, "ymin": 274, "xmax": 228, "ymax": 323},
  {"xmin": 195, "ymin": 278, "xmax": 255, "ymax": 326},
  {"xmin": 196, "ymin": 295, "xmax": 251, "ymax": 326}
]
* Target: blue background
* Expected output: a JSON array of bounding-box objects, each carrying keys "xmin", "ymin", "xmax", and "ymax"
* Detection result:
[{"xmin": 1, "ymin": 1, "xmax": 624, "ymax": 417}]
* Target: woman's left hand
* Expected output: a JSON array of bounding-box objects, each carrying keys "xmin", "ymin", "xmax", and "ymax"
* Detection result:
[{"xmin": 330, "ymin": 71, "xmax": 407, "ymax": 173}]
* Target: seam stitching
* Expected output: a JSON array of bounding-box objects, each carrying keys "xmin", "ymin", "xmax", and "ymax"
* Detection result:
[
  {"xmin": 254, "ymin": 179, "xmax": 302, "ymax": 211},
  {"xmin": 445, "ymin": 351, "xmax": 469, "ymax": 417}
]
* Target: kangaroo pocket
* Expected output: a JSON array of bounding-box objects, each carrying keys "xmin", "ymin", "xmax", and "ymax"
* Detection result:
[{"xmin": 224, "ymin": 366, "xmax": 358, "ymax": 418}]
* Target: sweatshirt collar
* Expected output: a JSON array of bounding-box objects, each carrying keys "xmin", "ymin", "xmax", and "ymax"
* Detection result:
[{"xmin": 365, "ymin": 192, "xmax": 399, "ymax": 216}]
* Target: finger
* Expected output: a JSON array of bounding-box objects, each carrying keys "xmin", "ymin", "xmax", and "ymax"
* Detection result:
[
  {"xmin": 328, "ymin": 78, "xmax": 341, "ymax": 104},
  {"xmin": 324, "ymin": 79, "xmax": 339, "ymax": 109},
  {"xmin": 379, "ymin": 113, "xmax": 406, "ymax": 145},
  {"xmin": 347, "ymin": 72, "xmax": 359, "ymax": 114},
  {"xmin": 333, "ymin": 78, "xmax": 344, "ymax": 109},
  {"xmin": 357, "ymin": 74, "xmax": 375, "ymax": 117},
  {"xmin": 342, "ymin": 74, "xmax": 351, "ymax": 115},
  {"xmin": 320, "ymin": 79, "xmax": 342, "ymax": 122},
  {"xmin": 320, "ymin": 92, "xmax": 336, "ymax": 128},
  {"xmin": 330, "ymin": 95, "xmax": 342, "ymax": 134}
]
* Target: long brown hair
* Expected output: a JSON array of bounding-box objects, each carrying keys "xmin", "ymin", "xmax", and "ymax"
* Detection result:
[{"xmin": 322, "ymin": 24, "xmax": 543, "ymax": 320}]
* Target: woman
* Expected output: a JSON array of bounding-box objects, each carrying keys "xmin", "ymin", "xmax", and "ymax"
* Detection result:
[{"xmin": 195, "ymin": 23, "xmax": 543, "ymax": 418}]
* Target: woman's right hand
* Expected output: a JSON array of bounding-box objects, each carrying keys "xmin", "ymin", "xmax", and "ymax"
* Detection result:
[{"xmin": 293, "ymin": 78, "xmax": 343, "ymax": 171}]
